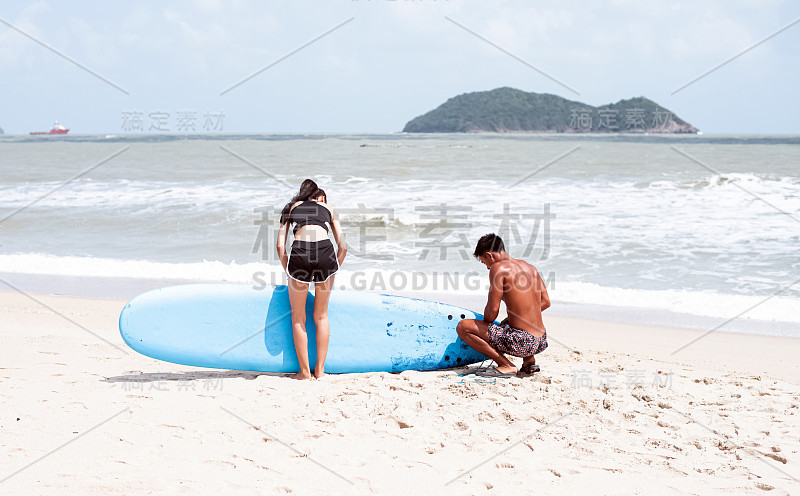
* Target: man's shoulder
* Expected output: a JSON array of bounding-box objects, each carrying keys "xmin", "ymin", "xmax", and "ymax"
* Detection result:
[
  {"xmin": 490, "ymin": 259, "xmax": 514, "ymax": 272},
  {"xmin": 511, "ymin": 256, "xmax": 539, "ymax": 272},
  {"xmin": 488, "ymin": 259, "xmax": 519, "ymax": 280},
  {"xmin": 500, "ymin": 257, "xmax": 537, "ymax": 271},
  {"xmin": 523, "ymin": 259, "xmax": 540, "ymax": 273},
  {"xmin": 501, "ymin": 258, "xmax": 541, "ymax": 280}
]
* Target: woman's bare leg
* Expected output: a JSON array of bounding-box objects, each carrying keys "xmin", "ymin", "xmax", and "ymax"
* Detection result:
[
  {"xmin": 288, "ymin": 278, "xmax": 312, "ymax": 380},
  {"xmin": 311, "ymin": 275, "xmax": 335, "ymax": 378}
]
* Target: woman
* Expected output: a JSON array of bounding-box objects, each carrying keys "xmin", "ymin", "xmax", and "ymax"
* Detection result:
[{"xmin": 277, "ymin": 179, "xmax": 347, "ymax": 380}]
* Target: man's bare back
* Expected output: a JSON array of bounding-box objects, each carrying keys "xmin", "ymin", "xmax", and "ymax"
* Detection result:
[
  {"xmin": 490, "ymin": 258, "xmax": 549, "ymax": 338},
  {"xmin": 456, "ymin": 234, "xmax": 550, "ymax": 376}
]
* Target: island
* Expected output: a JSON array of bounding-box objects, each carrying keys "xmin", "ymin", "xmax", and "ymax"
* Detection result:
[{"xmin": 402, "ymin": 87, "xmax": 698, "ymax": 134}]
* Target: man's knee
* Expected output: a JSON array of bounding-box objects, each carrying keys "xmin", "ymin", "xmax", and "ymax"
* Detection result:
[{"xmin": 456, "ymin": 319, "xmax": 473, "ymax": 337}]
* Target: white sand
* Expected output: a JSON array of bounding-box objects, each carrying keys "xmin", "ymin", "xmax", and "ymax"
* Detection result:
[{"xmin": 1, "ymin": 290, "xmax": 798, "ymax": 495}]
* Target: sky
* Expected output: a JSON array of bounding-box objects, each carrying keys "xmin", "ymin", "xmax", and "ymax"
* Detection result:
[{"xmin": 0, "ymin": 0, "xmax": 798, "ymax": 134}]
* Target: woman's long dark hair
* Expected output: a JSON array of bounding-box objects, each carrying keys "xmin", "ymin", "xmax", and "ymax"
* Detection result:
[{"xmin": 280, "ymin": 179, "xmax": 319, "ymax": 224}]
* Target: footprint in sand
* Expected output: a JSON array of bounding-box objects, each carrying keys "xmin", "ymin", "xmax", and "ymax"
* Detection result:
[
  {"xmin": 763, "ymin": 452, "xmax": 787, "ymax": 464},
  {"xmin": 203, "ymin": 459, "xmax": 236, "ymax": 469}
]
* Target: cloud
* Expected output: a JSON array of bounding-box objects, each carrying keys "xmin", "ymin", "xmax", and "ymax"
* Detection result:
[
  {"xmin": 0, "ymin": 1, "xmax": 52, "ymax": 67},
  {"xmin": 0, "ymin": 1, "xmax": 795, "ymax": 132},
  {"xmin": 162, "ymin": 8, "xmax": 230, "ymax": 46},
  {"xmin": 65, "ymin": 16, "xmax": 120, "ymax": 69}
]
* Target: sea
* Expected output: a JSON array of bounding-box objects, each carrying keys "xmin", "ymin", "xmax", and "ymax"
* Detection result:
[{"xmin": 1, "ymin": 133, "xmax": 798, "ymax": 337}]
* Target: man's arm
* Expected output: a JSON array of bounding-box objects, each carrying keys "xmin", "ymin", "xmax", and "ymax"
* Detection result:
[
  {"xmin": 483, "ymin": 265, "xmax": 505, "ymax": 322},
  {"xmin": 537, "ymin": 268, "xmax": 551, "ymax": 311}
]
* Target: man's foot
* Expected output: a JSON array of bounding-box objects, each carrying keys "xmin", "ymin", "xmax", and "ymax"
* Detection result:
[
  {"xmin": 477, "ymin": 366, "xmax": 517, "ymax": 378},
  {"xmin": 495, "ymin": 364, "xmax": 517, "ymax": 374},
  {"xmin": 518, "ymin": 364, "xmax": 540, "ymax": 375},
  {"xmin": 291, "ymin": 371, "xmax": 313, "ymax": 380},
  {"xmin": 519, "ymin": 356, "xmax": 540, "ymax": 375}
]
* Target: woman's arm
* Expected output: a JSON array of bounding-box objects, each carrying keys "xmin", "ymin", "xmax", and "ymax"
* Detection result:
[
  {"xmin": 276, "ymin": 221, "xmax": 290, "ymax": 270},
  {"xmin": 328, "ymin": 206, "xmax": 347, "ymax": 266},
  {"xmin": 277, "ymin": 201, "xmax": 302, "ymax": 270}
]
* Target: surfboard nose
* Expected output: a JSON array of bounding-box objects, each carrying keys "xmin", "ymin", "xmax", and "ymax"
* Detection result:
[{"xmin": 118, "ymin": 301, "xmax": 140, "ymax": 349}]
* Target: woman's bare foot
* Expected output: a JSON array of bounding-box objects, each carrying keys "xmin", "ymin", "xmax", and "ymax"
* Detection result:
[
  {"xmin": 291, "ymin": 371, "xmax": 313, "ymax": 380},
  {"xmin": 314, "ymin": 365, "xmax": 326, "ymax": 379}
]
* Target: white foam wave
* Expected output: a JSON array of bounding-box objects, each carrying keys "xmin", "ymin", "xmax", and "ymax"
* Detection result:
[
  {"xmin": 645, "ymin": 173, "xmax": 799, "ymax": 192},
  {"xmin": 0, "ymin": 254, "xmax": 797, "ymax": 324},
  {"xmin": 555, "ymin": 281, "xmax": 800, "ymax": 324},
  {"xmin": 1, "ymin": 173, "xmax": 796, "ymax": 213}
]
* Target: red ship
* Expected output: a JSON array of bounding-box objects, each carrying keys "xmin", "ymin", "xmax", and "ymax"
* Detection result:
[{"xmin": 30, "ymin": 121, "xmax": 69, "ymax": 135}]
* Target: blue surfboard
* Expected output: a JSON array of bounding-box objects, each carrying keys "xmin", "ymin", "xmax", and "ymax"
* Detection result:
[{"xmin": 119, "ymin": 284, "xmax": 489, "ymax": 373}]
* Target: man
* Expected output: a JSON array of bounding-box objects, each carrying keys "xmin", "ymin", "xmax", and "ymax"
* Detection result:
[{"xmin": 456, "ymin": 233, "xmax": 550, "ymax": 376}]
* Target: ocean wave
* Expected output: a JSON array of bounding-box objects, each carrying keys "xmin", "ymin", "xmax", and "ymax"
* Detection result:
[
  {"xmin": 0, "ymin": 254, "xmax": 797, "ymax": 324},
  {"xmin": 2, "ymin": 172, "xmax": 795, "ymax": 210},
  {"xmin": 643, "ymin": 173, "xmax": 799, "ymax": 191},
  {"xmin": 555, "ymin": 281, "xmax": 800, "ymax": 324}
]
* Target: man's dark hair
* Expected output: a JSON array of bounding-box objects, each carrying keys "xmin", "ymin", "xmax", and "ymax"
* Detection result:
[{"xmin": 473, "ymin": 233, "xmax": 505, "ymax": 258}]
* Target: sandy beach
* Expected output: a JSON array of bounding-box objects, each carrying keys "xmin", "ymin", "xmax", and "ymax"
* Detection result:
[
  {"xmin": 3, "ymin": 1, "xmax": 799, "ymax": 494},
  {"xmin": 1, "ymin": 289, "xmax": 798, "ymax": 495}
]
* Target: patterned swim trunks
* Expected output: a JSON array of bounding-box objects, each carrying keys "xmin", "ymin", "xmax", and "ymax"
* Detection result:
[{"xmin": 487, "ymin": 323, "xmax": 548, "ymax": 357}]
